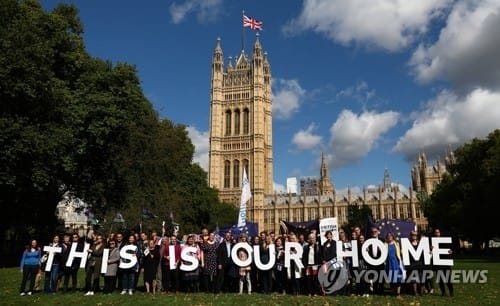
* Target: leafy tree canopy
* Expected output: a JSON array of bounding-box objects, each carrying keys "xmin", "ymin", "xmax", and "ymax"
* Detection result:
[
  {"xmin": 346, "ymin": 204, "xmax": 372, "ymax": 232},
  {"xmin": 423, "ymin": 129, "xmax": 500, "ymax": 244},
  {"xmin": 0, "ymin": 0, "xmax": 227, "ymax": 256}
]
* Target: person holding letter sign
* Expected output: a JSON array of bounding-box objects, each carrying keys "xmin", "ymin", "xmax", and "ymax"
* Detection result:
[
  {"xmin": 120, "ymin": 235, "xmax": 140, "ymax": 295},
  {"xmin": 432, "ymin": 228, "xmax": 454, "ymax": 297},
  {"xmin": 84, "ymin": 235, "xmax": 104, "ymax": 296},
  {"xmin": 43, "ymin": 235, "xmax": 62, "ymax": 294},
  {"xmin": 103, "ymin": 240, "xmax": 120, "ymax": 294}
]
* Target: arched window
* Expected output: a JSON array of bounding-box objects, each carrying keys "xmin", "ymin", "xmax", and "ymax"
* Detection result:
[
  {"xmin": 225, "ymin": 110, "xmax": 232, "ymax": 136},
  {"xmin": 234, "ymin": 109, "xmax": 241, "ymax": 135},
  {"xmin": 243, "ymin": 159, "xmax": 249, "ymax": 177},
  {"xmin": 233, "ymin": 160, "xmax": 240, "ymax": 187},
  {"xmin": 224, "ymin": 160, "xmax": 231, "ymax": 188},
  {"xmin": 243, "ymin": 108, "xmax": 249, "ymax": 134}
]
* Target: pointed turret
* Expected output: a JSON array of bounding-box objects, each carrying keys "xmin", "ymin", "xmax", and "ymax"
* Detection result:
[
  {"xmin": 319, "ymin": 152, "xmax": 335, "ymax": 196},
  {"xmin": 253, "ymin": 33, "xmax": 262, "ymax": 57},
  {"xmin": 235, "ymin": 51, "xmax": 248, "ymax": 69},
  {"xmin": 212, "ymin": 37, "xmax": 223, "ymax": 73},
  {"xmin": 210, "ymin": 37, "xmax": 224, "ymax": 98},
  {"xmin": 208, "ymin": 38, "xmax": 224, "ymax": 188},
  {"xmin": 321, "ymin": 152, "xmax": 329, "ymax": 178},
  {"xmin": 411, "ymin": 165, "xmax": 421, "ymax": 191},
  {"xmin": 252, "ymin": 33, "xmax": 263, "ymax": 81},
  {"xmin": 421, "ymin": 152, "xmax": 428, "ymax": 169},
  {"xmin": 211, "ymin": 38, "xmax": 224, "ymax": 90},
  {"xmin": 253, "ymin": 32, "xmax": 263, "ymax": 69},
  {"xmin": 263, "ymin": 51, "xmax": 271, "ymax": 86},
  {"xmin": 446, "ymin": 149, "xmax": 456, "ymax": 167},
  {"xmin": 383, "ymin": 168, "xmax": 392, "ymax": 192}
]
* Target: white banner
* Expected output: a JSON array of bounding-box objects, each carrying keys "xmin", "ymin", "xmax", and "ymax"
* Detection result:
[
  {"xmin": 237, "ymin": 168, "xmax": 252, "ymax": 228},
  {"xmin": 319, "ymin": 217, "xmax": 339, "ymax": 245}
]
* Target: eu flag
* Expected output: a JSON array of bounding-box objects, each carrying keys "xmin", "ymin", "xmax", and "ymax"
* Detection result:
[
  {"xmin": 113, "ymin": 212, "xmax": 125, "ymax": 223},
  {"xmin": 368, "ymin": 217, "xmax": 416, "ymax": 242},
  {"xmin": 142, "ymin": 208, "xmax": 158, "ymax": 219},
  {"xmin": 218, "ymin": 221, "xmax": 258, "ymax": 240},
  {"xmin": 279, "ymin": 220, "xmax": 319, "ymax": 237}
]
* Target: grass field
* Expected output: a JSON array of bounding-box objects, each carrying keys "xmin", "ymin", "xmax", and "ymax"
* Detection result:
[{"xmin": 1, "ymin": 259, "xmax": 499, "ymax": 305}]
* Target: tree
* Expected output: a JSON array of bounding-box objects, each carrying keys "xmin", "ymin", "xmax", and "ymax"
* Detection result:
[
  {"xmin": 0, "ymin": 0, "xmax": 88, "ymax": 262},
  {"xmin": 346, "ymin": 203, "xmax": 373, "ymax": 232},
  {"xmin": 0, "ymin": 1, "xmax": 229, "ymax": 265},
  {"xmin": 208, "ymin": 202, "xmax": 239, "ymax": 230},
  {"xmin": 423, "ymin": 129, "xmax": 500, "ymax": 246}
]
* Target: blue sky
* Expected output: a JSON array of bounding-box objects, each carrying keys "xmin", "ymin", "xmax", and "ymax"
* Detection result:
[{"xmin": 42, "ymin": 0, "xmax": 500, "ymax": 193}]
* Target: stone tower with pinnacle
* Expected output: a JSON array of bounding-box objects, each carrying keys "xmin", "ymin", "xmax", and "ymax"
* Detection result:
[
  {"xmin": 208, "ymin": 35, "xmax": 273, "ymax": 225},
  {"xmin": 318, "ymin": 152, "xmax": 335, "ymax": 196},
  {"xmin": 383, "ymin": 168, "xmax": 392, "ymax": 191}
]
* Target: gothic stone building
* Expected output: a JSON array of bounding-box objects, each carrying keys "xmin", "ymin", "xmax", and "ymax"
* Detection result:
[
  {"xmin": 208, "ymin": 35, "xmax": 273, "ymax": 228},
  {"xmin": 208, "ymin": 36, "xmax": 450, "ymax": 233}
]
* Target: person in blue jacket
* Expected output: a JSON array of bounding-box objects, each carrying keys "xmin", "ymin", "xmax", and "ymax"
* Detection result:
[{"xmin": 19, "ymin": 239, "xmax": 41, "ymax": 296}]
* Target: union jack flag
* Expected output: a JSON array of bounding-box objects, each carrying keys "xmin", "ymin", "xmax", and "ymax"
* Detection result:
[{"xmin": 243, "ymin": 14, "xmax": 263, "ymax": 31}]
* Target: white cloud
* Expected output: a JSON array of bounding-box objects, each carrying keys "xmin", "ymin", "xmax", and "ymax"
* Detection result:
[
  {"xmin": 336, "ymin": 186, "xmax": 362, "ymax": 195},
  {"xmin": 394, "ymin": 183, "xmax": 409, "ymax": 193},
  {"xmin": 336, "ymin": 81, "xmax": 376, "ymax": 102},
  {"xmin": 284, "ymin": 0, "xmax": 451, "ymax": 51},
  {"xmin": 169, "ymin": 0, "xmax": 223, "ymax": 24},
  {"xmin": 186, "ymin": 126, "xmax": 209, "ymax": 171},
  {"xmin": 410, "ymin": 1, "xmax": 500, "ymax": 91},
  {"xmin": 329, "ymin": 110, "xmax": 399, "ymax": 167},
  {"xmin": 272, "ymin": 79, "xmax": 306, "ymax": 120},
  {"xmin": 292, "ymin": 123, "xmax": 323, "ymax": 151},
  {"xmin": 394, "ymin": 88, "xmax": 500, "ymax": 159},
  {"xmin": 273, "ymin": 182, "xmax": 287, "ymax": 193}
]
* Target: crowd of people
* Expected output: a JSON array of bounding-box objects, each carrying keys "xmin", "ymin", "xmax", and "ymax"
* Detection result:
[{"xmin": 18, "ymin": 225, "xmax": 454, "ymax": 299}]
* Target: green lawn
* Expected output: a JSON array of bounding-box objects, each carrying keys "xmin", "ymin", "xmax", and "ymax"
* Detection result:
[{"xmin": 1, "ymin": 259, "xmax": 499, "ymax": 305}]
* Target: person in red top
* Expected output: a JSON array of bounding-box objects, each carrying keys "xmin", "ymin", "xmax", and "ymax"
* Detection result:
[{"xmin": 162, "ymin": 234, "xmax": 181, "ymax": 293}]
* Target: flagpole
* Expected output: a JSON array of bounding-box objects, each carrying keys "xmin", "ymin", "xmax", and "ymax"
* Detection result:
[
  {"xmin": 109, "ymin": 222, "xmax": 114, "ymax": 240},
  {"xmin": 238, "ymin": 168, "xmax": 252, "ymax": 228},
  {"xmin": 109, "ymin": 211, "xmax": 115, "ymax": 238},
  {"xmin": 140, "ymin": 206, "xmax": 143, "ymax": 234},
  {"xmin": 241, "ymin": 10, "xmax": 245, "ymax": 52}
]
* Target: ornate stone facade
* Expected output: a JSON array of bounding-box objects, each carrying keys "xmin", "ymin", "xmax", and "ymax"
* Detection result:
[
  {"xmin": 208, "ymin": 36, "xmax": 273, "ymax": 228},
  {"xmin": 412, "ymin": 152, "xmax": 452, "ymax": 195},
  {"xmin": 258, "ymin": 151, "xmax": 439, "ymax": 233},
  {"xmin": 262, "ymin": 168, "xmax": 426, "ymax": 234},
  {"xmin": 208, "ymin": 37, "xmax": 452, "ymax": 233},
  {"xmin": 55, "ymin": 192, "xmax": 88, "ymax": 237}
]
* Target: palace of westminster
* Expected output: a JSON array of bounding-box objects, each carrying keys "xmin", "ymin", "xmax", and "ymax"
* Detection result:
[{"xmin": 207, "ymin": 35, "xmax": 456, "ymax": 234}]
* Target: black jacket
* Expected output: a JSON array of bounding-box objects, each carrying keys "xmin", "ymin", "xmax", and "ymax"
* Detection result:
[
  {"xmin": 216, "ymin": 241, "xmax": 233, "ymax": 267},
  {"xmin": 303, "ymin": 242, "xmax": 322, "ymax": 266}
]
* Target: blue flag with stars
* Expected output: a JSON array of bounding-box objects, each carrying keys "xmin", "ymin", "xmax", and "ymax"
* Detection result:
[
  {"xmin": 369, "ymin": 217, "xmax": 416, "ymax": 242},
  {"xmin": 219, "ymin": 221, "xmax": 258, "ymax": 240}
]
